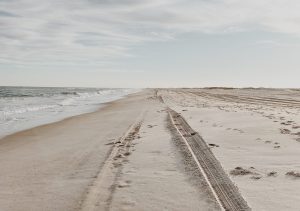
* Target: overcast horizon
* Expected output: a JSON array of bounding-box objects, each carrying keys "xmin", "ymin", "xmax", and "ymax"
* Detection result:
[{"xmin": 1, "ymin": 0, "xmax": 300, "ymax": 88}]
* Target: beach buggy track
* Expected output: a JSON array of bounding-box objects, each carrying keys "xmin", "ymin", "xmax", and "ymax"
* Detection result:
[{"xmin": 168, "ymin": 108, "xmax": 251, "ymax": 211}]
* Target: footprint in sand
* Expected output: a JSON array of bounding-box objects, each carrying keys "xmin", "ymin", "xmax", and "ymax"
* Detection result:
[
  {"xmin": 117, "ymin": 180, "xmax": 132, "ymax": 188},
  {"xmin": 267, "ymin": 171, "xmax": 278, "ymax": 177},
  {"xmin": 233, "ymin": 128, "xmax": 244, "ymax": 133},
  {"xmin": 280, "ymin": 128, "xmax": 291, "ymax": 134},
  {"xmin": 120, "ymin": 200, "xmax": 136, "ymax": 209},
  {"xmin": 147, "ymin": 124, "xmax": 157, "ymax": 128},
  {"xmin": 113, "ymin": 161, "xmax": 123, "ymax": 167},
  {"xmin": 230, "ymin": 167, "xmax": 258, "ymax": 176},
  {"xmin": 250, "ymin": 176, "xmax": 262, "ymax": 180},
  {"xmin": 285, "ymin": 171, "xmax": 300, "ymax": 178},
  {"xmin": 281, "ymin": 121, "xmax": 293, "ymax": 126}
]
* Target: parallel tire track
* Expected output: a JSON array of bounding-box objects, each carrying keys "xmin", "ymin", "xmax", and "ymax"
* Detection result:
[
  {"xmin": 168, "ymin": 108, "xmax": 251, "ymax": 211},
  {"xmin": 190, "ymin": 91, "xmax": 300, "ymax": 108}
]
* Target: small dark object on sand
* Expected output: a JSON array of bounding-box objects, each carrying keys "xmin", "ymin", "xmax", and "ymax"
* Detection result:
[
  {"xmin": 230, "ymin": 167, "xmax": 252, "ymax": 176},
  {"xmin": 286, "ymin": 171, "xmax": 300, "ymax": 178},
  {"xmin": 267, "ymin": 171, "xmax": 277, "ymax": 177},
  {"xmin": 208, "ymin": 143, "xmax": 219, "ymax": 147}
]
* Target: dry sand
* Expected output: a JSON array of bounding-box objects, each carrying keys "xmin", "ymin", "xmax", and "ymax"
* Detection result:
[
  {"xmin": 1, "ymin": 88, "xmax": 299, "ymax": 210},
  {"xmin": 160, "ymin": 88, "xmax": 300, "ymax": 211}
]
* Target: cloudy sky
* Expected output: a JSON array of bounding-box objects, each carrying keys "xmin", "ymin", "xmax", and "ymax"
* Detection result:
[{"xmin": 1, "ymin": 0, "xmax": 300, "ymax": 88}]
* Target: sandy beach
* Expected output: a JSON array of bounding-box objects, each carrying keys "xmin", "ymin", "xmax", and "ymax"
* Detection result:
[
  {"xmin": 0, "ymin": 88, "xmax": 299, "ymax": 210},
  {"xmin": 161, "ymin": 88, "xmax": 300, "ymax": 210},
  {"xmin": 3, "ymin": 1, "xmax": 300, "ymax": 210}
]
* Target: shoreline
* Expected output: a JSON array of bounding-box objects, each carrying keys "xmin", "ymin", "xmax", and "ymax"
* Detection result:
[
  {"xmin": 0, "ymin": 91, "xmax": 140, "ymax": 140},
  {"xmin": 0, "ymin": 90, "xmax": 151, "ymax": 210}
]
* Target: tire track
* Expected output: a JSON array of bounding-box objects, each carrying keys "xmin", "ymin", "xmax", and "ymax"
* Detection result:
[
  {"xmin": 168, "ymin": 108, "xmax": 251, "ymax": 211},
  {"xmin": 189, "ymin": 91, "xmax": 300, "ymax": 108},
  {"xmin": 80, "ymin": 117, "xmax": 143, "ymax": 211}
]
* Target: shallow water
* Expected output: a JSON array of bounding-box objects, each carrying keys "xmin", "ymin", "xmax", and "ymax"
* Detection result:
[{"xmin": 0, "ymin": 86, "xmax": 138, "ymax": 138}]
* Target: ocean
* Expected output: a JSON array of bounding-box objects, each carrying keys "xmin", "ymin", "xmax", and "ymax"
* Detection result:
[{"xmin": 0, "ymin": 86, "xmax": 138, "ymax": 138}]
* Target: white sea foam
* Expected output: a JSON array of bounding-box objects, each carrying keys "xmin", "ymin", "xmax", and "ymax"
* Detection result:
[{"xmin": 0, "ymin": 87, "xmax": 139, "ymax": 138}]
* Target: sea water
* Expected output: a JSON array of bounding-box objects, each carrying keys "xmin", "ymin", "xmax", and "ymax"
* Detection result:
[{"xmin": 0, "ymin": 86, "xmax": 138, "ymax": 138}]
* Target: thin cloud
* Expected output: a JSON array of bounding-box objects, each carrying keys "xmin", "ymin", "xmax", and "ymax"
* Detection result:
[
  {"xmin": 1, "ymin": 0, "xmax": 300, "ymax": 68},
  {"xmin": 0, "ymin": 10, "xmax": 19, "ymax": 17}
]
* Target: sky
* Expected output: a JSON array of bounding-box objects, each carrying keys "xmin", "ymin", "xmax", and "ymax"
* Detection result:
[{"xmin": 1, "ymin": 0, "xmax": 300, "ymax": 88}]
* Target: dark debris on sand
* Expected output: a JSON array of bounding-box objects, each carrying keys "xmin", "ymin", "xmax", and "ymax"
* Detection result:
[
  {"xmin": 286, "ymin": 171, "xmax": 300, "ymax": 178},
  {"xmin": 230, "ymin": 167, "xmax": 254, "ymax": 176}
]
